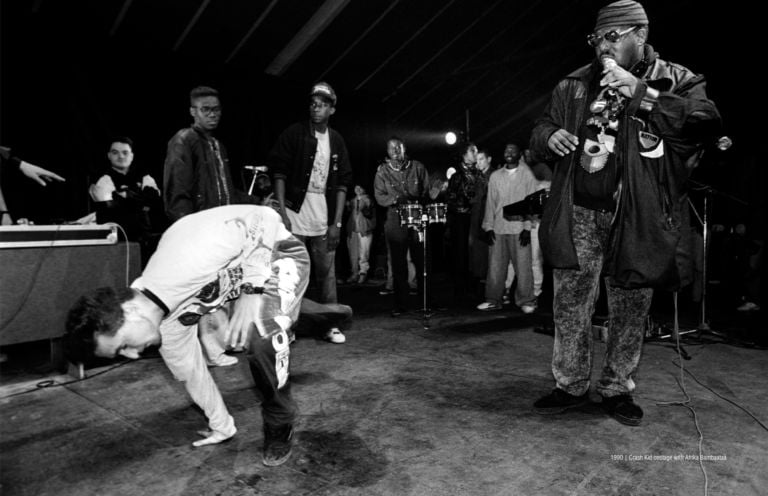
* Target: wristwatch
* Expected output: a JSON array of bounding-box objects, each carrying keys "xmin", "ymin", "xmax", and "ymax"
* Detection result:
[{"xmin": 335, "ymin": 221, "xmax": 342, "ymax": 228}]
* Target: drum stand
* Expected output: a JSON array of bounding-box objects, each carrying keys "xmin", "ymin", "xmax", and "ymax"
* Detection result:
[{"xmin": 415, "ymin": 213, "xmax": 437, "ymax": 329}]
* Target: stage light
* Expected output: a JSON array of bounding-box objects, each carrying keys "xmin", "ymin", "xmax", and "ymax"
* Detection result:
[{"xmin": 445, "ymin": 132, "xmax": 457, "ymax": 145}]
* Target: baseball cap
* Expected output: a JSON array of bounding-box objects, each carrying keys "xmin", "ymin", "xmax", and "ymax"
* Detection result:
[{"xmin": 310, "ymin": 82, "xmax": 337, "ymax": 106}]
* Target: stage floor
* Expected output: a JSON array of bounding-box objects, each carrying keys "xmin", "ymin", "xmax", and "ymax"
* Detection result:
[{"xmin": 1, "ymin": 276, "xmax": 765, "ymax": 496}]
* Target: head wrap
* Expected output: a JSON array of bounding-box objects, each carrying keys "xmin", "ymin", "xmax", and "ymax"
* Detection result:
[{"xmin": 594, "ymin": 0, "xmax": 648, "ymax": 31}]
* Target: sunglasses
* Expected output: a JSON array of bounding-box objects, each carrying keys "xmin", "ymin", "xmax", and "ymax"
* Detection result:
[{"xmin": 587, "ymin": 26, "xmax": 638, "ymax": 47}]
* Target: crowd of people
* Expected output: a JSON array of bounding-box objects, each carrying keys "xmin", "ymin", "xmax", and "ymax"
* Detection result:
[{"xmin": 5, "ymin": 0, "xmax": 747, "ymax": 473}]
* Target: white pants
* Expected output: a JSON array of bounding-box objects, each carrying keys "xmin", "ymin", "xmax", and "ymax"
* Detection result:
[{"xmin": 347, "ymin": 232, "xmax": 372, "ymax": 275}]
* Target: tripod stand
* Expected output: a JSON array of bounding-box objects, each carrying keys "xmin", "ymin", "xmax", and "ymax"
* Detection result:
[{"xmin": 652, "ymin": 180, "xmax": 746, "ymax": 342}]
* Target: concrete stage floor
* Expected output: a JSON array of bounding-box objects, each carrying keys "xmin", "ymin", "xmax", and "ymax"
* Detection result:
[{"xmin": 1, "ymin": 276, "xmax": 766, "ymax": 496}]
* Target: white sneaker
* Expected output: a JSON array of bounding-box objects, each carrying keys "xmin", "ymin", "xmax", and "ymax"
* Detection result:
[
  {"xmin": 736, "ymin": 301, "xmax": 760, "ymax": 312},
  {"xmin": 324, "ymin": 328, "xmax": 346, "ymax": 344},
  {"xmin": 207, "ymin": 354, "xmax": 239, "ymax": 367},
  {"xmin": 476, "ymin": 301, "xmax": 501, "ymax": 311},
  {"xmin": 521, "ymin": 305, "xmax": 536, "ymax": 314}
]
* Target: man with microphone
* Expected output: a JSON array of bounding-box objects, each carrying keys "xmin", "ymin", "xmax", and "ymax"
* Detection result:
[{"xmin": 529, "ymin": 0, "xmax": 721, "ymax": 426}]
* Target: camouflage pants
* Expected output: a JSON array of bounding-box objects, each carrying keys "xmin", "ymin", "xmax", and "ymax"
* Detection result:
[{"xmin": 552, "ymin": 205, "xmax": 652, "ymax": 398}]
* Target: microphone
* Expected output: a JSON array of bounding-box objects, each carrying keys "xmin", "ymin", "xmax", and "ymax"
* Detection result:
[
  {"xmin": 602, "ymin": 57, "xmax": 617, "ymax": 71},
  {"xmin": 715, "ymin": 136, "xmax": 732, "ymax": 151}
]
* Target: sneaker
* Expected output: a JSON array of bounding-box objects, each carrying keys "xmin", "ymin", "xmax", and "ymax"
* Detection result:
[
  {"xmin": 262, "ymin": 424, "xmax": 294, "ymax": 466},
  {"xmin": 534, "ymin": 388, "xmax": 590, "ymax": 414},
  {"xmin": 324, "ymin": 327, "xmax": 346, "ymax": 344},
  {"xmin": 358, "ymin": 274, "xmax": 368, "ymax": 284},
  {"xmin": 476, "ymin": 301, "xmax": 501, "ymax": 311},
  {"xmin": 521, "ymin": 304, "xmax": 536, "ymax": 314},
  {"xmin": 601, "ymin": 394, "xmax": 643, "ymax": 426},
  {"xmin": 736, "ymin": 301, "xmax": 760, "ymax": 312},
  {"xmin": 379, "ymin": 287, "xmax": 394, "ymax": 295},
  {"xmin": 206, "ymin": 354, "xmax": 239, "ymax": 367}
]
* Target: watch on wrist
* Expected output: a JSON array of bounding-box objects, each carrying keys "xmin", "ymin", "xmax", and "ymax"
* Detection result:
[{"xmin": 335, "ymin": 221, "xmax": 342, "ymax": 228}]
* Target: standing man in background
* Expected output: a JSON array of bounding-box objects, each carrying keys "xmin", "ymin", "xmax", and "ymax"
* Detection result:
[
  {"xmin": 268, "ymin": 82, "xmax": 353, "ymax": 344},
  {"xmin": 478, "ymin": 143, "xmax": 538, "ymax": 313},
  {"xmin": 469, "ymin": 147, "xmax": 493, "ymax": 285},
  {"xmin": 163, "ymin": 85, "xmax": 256, "ymax": 366},
  {"xmin": 374, "ymin": 137, "xmax": 429, "ymax": 317}
]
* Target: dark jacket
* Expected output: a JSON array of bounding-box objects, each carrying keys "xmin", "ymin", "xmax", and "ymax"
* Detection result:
[
  {"xmin": 530, "ymin": 47, "xmax": 720, "ymax": 290},
  {"xmin": 446, "ymin": 164, "xmax": 481, "ymax": 214},
  {"xmin": 267, "ymin": 120, "xmax": 353, "ymax": 226},
  {"xmin": 91, "ymin": 166, "xmax": 165, "ymax": 239},
  {"xmin": 163, "ymin": 127, "xmax": 253, "ymax": 223},
  {"xmin": 373, "ymin": 158, "xmax": 429, "ymax": 227}
]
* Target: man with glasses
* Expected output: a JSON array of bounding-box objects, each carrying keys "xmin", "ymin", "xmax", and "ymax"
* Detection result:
[
  {"xmin": 530, "ymin": 0, "xmax": 720, "ymax": 426},
  {"xmin": 163, "ymin": 86, "xmax": 256, "ymax": 367},
  {"xmin": 267, "ymin": 82, "xmax": 353, "ymax": 344}
]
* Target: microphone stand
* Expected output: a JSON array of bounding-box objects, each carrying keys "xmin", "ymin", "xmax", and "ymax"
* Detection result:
[{"xmin": 653, "ymin": 180, "xmax": 746, "ymax": 342}]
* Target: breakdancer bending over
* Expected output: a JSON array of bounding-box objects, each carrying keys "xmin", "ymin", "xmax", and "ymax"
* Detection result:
[{"xmin": 66, "ymin": 205, "xmax": 351, "ymax": 466}]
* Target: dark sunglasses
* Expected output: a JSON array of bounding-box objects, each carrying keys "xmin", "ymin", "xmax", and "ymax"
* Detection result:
[{"xmin": 587, "ymin": 26, "xmax": 638, "ymax": 47}]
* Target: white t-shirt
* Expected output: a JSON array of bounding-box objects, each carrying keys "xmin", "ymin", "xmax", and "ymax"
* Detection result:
[
  {"xmin": 132, "ymin": 205, "xmax": 306, "ymax": 335},
  {"xmin": 287, "ymin": 129, "xmax": 330, "ymax": 236}
]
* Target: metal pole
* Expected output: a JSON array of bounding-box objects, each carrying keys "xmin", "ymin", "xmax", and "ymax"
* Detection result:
[
  {"xmin": 699, "ymin": 192, "xmax": 710, "ymax": 331},
  {"xmin": 465, "ymin": 108, "xmax": 471, "ymax": 141}
]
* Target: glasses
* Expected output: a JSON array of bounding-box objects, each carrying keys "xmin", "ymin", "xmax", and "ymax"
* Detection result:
[
  {"xmin": 587, "ymin": 26, "xmax": 637, "ymax": 47},
  {"xmin": 194, "ymin": 105, "xmax": 222, "ymax": 116}
]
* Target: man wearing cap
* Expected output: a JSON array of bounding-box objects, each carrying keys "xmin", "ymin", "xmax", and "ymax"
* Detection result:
[
  {"xmin": 267, "ymin": 82, "xmax": 353, "ymax": 344},
  {"xmin": 530, "ymin": 0, "xmax": 720, "ymax": 425}
]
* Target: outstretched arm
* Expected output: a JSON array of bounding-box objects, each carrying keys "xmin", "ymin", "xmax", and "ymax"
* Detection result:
[{"xmin": 19, "ymin": 161, "xmax": 66, "ymax": 186}]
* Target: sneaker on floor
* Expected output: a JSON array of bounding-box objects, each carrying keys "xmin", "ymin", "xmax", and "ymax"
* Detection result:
[
  {"xmin": 263, "ymin": 424, "xmax": 294, "ymax": 467},
  {"xmin": 601, "ymin": 394, "xmax": 643, "ymax": 426},
  {"xmin": 476, "ymin": 301, "xmax": 501, "ymax": 311},
  {"xmin": 324, "ymin": 327, "xmax": 346, "ymax": 344},
  {"xmin": 534, "ymin": 388, "xmax": 590, "ymax": 414},
  {"xmin": 379, "ymin": 287, "xmax": 394, "ymax": 295},
  {"xmin": 736, "ymin": 301, "xmax": 760, "ymax": 312},
  {"xmin": 206, "ymin": 354, "xmax": 239, "ymax": 367},
  {"xmin": 521, "ymin": 304, "xmax": 536, "ymax": 314},
  {"xmin": 358, "ymin": 274, "xmax": 368, "ymax": 284}
]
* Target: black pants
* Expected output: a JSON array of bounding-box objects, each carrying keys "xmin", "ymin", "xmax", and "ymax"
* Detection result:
[
  {"xmin": 385, "ymin": 218, "xmax": 424, "ymax": 310},
  {"xmin": 448, "ymin": 212, "xmax": 471, "ymax": 296}
]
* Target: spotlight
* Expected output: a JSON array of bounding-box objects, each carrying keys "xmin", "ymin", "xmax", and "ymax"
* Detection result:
[{"xmin": 445, "ymin": 132, "xmax": 457, "ymax": 145}]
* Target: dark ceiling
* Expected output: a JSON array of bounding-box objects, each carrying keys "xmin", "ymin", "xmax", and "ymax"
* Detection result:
[{"xmin": 0, "ymin": 1, "xmax": 757, "ymax": 222}]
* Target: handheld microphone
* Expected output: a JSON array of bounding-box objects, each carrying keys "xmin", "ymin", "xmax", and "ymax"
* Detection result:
[
  {"xmin": 715, "ymin": 136, "xmax": 732, "ymax": 151},
  {"xmin": 602, "ymin": 57, "xmax": 617, "ymax": 71}
]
